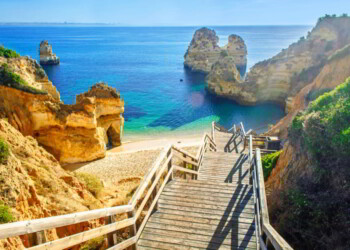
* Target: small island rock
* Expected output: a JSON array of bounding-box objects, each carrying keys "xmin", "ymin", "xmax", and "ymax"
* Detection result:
[
  {"xmin": 184, "ymin": 27, "xmax": 247, "ymax": 75},
  {"xmin": 39, "ymin": 40, "xmax": 60, "ymax": 65}
]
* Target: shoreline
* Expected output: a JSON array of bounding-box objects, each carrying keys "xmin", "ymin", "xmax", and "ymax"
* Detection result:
[{"xmin": 110, "ymin": 133, "xmax": 203, "ymax": 154}]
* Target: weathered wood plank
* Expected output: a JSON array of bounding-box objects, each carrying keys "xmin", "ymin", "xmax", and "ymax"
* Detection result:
[
  {"xmin": 29, "ymin": 218, "xmax": 134, "ymax": 250},
  {"xmin": 129, "ymin": 145, "xmax": 172, "ymax": 208},
  {"xmin": 173, "ymin": 165, "xmax": 198, "ymax": 175},
  {"xmin": 154, "ymin": 208, "xmax": 254, "ymax": 223},
  {"xmin": 262, "ymin": 224, "xmax": 293, "ymax": 250},
  {"xmin": 135, "ymin": 166, "xmax": 173, "ymax": 239},
  {"xmin": 158, "ymin": 196, "xmax": 254, "ymax": 208},
  {"xmin": 135, "ymin": 153, "xmax": 173, "ymax": 220},
  {"xmin": 174, "ymin": 153, "xmax": 199, "ymax": 167},
  {"xmin": 139, "ymin": 233, "xmax": 255, "ymax": 250},
  {"xmin": 158, "ymin": 203, "xmax": 255, "ymax": 219},
  {"xmin": 157, "ymin": 199, "xmax": 255, "ymax": 213},
  {"xmin": 151, "ymin": 211, "xmax": 254, "ymax": 225},
  {"xmin": 107, "ymin": 236, "xmax": 137, "ymax": 250},
  {"xmin": 0, "ymin": 205, "xmax": 132, "ymax": 239},
  {"xmin": 166, "ymin": 183, "xmax": 253, "ymax": 194},
  {"xmin": 169, "ymin": 179, "xmax": 251, "ymax": 189},
  {"xmin": 141, "ymin": 228, "xmax": 257, "ymax": 248},
  {"xmin": 171, "ymin": 145, "xmax": 197, "ymax": 162},
  {"xmin": 161, "ymin": 191, "xmax": 254, "ymax": 204},
  {"xmin": 147, "ymin": 217, "xmax": 254, "ymax": 232}
]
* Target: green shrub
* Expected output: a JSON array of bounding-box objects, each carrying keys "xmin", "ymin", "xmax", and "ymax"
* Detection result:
[
  {"xmin": 0, "ymin": 63, "xmax": 47, "ymax": 95},
  {"xmin": 0, "ymin": 202, "xmax": 14, "ymax": 224},
  {"xmin": 76, "ymin": 173, "xmax": 103, "ymax": 198},
  {"xmin": 261, "ymin": 150, "xmax": 282, "ymax": 180},
  {"xmin": 0, "ymin": 138, "xmax": 9, "ymax": 164},
  {"xmin": 0, "ymin": 46, "xmax": 20, "ymax": 59},
  {"xmin": 81, "ymin": 236, "xmax": 105, "ymax": 250},
  {"xmin": 306, "ymin": 88, "xmax": 333, "ymax": 102}
]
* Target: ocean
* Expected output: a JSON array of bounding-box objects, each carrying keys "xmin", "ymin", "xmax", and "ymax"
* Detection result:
[{"xmin": 0, "ymin": 25, "xmax": 311, "ymax": 140}]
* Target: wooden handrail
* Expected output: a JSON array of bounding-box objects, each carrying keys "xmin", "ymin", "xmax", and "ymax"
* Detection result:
[
  {"xmin": 249, "ymin": 143, "xmax": 293, "ymax": 250},
  {"xmin": 128, "ymin": 144, "xmax": 172, "ymax": 208},
  {"xmin": 0, "ymin": 127, "xmax": 217, "ymax": 250},
  {"xmin": 0, "ymin": 205, "xmax": 132, "ymax": 239}
]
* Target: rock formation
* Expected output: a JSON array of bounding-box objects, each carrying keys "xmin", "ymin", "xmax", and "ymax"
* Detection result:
[
  {"xmin": 39, "ymin": 41, "xmax": 60, "ymax": 65},
  {"xmin": 0, "ymin": 119, "xmax": 103, "ymax": 249},
  {"xmin": 206, "ymin": 56, "xmax": 243, "ymax": 97},
  {"xmin": 206, "ymin": 16, "xmax": 350, "ymax": 108},
  {"xmin": 184, "ymin": 27, "xmax": 247, "ymax": 74},
  {"xmin": 0, "ymin": 56, "xmax": 124, "ymax": 164}
]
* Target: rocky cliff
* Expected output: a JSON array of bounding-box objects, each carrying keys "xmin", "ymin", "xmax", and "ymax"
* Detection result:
[
  {"xmin": 265, "ymin": 78, "xmax": 350, "ymax": 249},
  {"xmin": 184, "ymin": 27, "xmax": 247, "ymax": 74},
  {"xmin": 207, "ymin": 16, "xmax": 350, "ymax": 107},
  {"xmin": 39, "ymin": 41, "xmax": 60, "ymax": 65},
  {"xmin": 0, "ymin": 55, "xmax": 124, "ymax": 164},
  {"xmin": 0, "ymin": 119, "xmax": 103, "ymax": 249}
]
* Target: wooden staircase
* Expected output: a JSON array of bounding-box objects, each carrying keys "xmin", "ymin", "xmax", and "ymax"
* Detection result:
[
  {"xmin": 0, "ymin": 122, "xmax": 293, "ymax": 250},
  {"xmin": 138, "ymin": 124, "xmax": 256, "ymax": 249}
]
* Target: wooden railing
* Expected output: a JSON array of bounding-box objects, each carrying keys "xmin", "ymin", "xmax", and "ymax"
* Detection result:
[
  {"xmin": 0, "ymin": 131, "xmax": 216, "ymax": 250},
  {"xmin": 249, "ymin": 135, "xmax": 293, "ymax": 250}
]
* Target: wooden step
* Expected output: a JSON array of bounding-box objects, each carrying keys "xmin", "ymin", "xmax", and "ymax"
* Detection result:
[
  {"xmin": 161, "ymin": 190, "xmax": 254, "ymax": 204},
  {"xmin": 165, "ymin": 183, "xmax": 253, "ymax": 194},
  {"xmin": 157, "ymin": 206, "xmax": 254, "ymax": 221},
  {"xmin": 168, "ymin": 180, "xmax": 252, "ymax": 191},
  {"xmin": 147, "ymin": 217, "xmax": 255, "ymax": 235},
  {"xmin": 172, "ymin": 179, "xmax": 250, "ymax": 187},
  {"xmin": 159, "ymin": 196, "xmax": 254, "ymax": 209},
  {"xmin": 158, "ymin": 199, "xmax": 255, "ymax": 213},
  {"xmin": 141, "ymin": 228, "xmax": 257, "ymax": 248},
  {"xmin": 158, "ymin": 203, "xmax": 255, "ymax": 219},
  {"xmin": 197, "ymin": 177, "xmax": 250, "ymax": 184},
  {"xmin": 138, "ymin": 238, "xmax": 255, "ymax": 250},
  {"xmin": 151, "ymin": 211, "xmax": 255, "ymax": 225}
]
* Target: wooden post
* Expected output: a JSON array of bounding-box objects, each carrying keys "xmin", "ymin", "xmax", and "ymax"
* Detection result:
[
  {"xmin": 128, "ymin": 211, "xmax": 138, "ymax": 250},
  {"xmin": 34, "ymin": 230, "xmax": 47, "ymax": 246},
  {"xmin": 167, "ymin": 149, "xmax": 172, "ymax": 181},
  {"xmin": 106, "ymin": 215, "xmax": 117, "ymax": 247}
]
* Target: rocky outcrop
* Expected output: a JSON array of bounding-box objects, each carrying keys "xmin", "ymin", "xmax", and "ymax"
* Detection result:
[
  {"xmin": 39, "ymin": 41, "xmax": 60, "ymax": 65},
  {"xmin": 184, "ymin": 27, "xmax": 247, "ymax": 74},
  {"xmin": 0, "ymin": 56, "xmax": 60, "ymax": 101},
  {"xmin": 206, "ymin": 56, "xmax": 243, "ymax": 97},
  {"xmin": 0, "ymin": 58, "xmax": 124, "ymax": 164},
  {"xmin": 0, "ymin": 119, "xmax": 103, "ymax": 249},
  {"xmin": 207, "ymin": 16, "xmax": 350, "ymax": 107},
  {"xmin": 267, "ymin": 46, "xmax": 350, "ymax": 138}
]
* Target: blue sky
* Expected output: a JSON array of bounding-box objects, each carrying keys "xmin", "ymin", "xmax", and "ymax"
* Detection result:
[{"xmin": 1, "ymin": 0, "xmax": 349, "ymax": 25}]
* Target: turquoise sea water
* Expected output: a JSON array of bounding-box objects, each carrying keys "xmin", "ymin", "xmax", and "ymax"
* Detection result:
[{"xmin": 0, "ymin": 26, "xmax": 311, "ymax": 139}]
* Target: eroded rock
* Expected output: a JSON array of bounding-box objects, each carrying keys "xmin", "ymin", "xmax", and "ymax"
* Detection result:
[
  {"xmin": 39, "ymin": 41, "xmax": 60, "ymax": 65},
  {"xmin": 184, "ymin": 27, "xmax": 247, "ymax": 74}
]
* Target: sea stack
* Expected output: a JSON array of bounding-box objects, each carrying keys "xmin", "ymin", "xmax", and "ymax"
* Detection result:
[
  {"xmin": 39, "ymin": 40, "xmax": 60, "ymax": 65},
  {"xmin": 184, "ymin": 27, "xmax": 247, "ymax": 75}
]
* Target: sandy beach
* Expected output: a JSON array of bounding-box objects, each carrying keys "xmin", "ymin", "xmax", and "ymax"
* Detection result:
[{"xmin": 64, "ymin": 135, "xmax": 201, "ymax": 187}]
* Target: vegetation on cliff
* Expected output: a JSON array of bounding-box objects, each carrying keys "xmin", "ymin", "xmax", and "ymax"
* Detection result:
[
  {"xmin": 0, "ymin": 46, "xmax": 20, "ymax": 59},
  {"xmin": 261, "ymin": 150, "xmax": 282, "ymax": 180},
  {"xmin": 0, "ymin": 63, "xmax": 47, "ymax": 95},
  {"xmin": 270, "ymin": 78, "xmax": 350, "ymax": 249},
  {"xmin": 0, "ymin": 138, "xmax": 9, "ymax": 164}
]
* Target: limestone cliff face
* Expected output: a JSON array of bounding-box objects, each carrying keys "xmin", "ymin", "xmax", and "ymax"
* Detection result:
[
  {"xmin": 0, "ymin": 119, "xmax": 103, "ymax": 249},
  {"xmin": 39, "ymin": 41, "xmax": 60, "ymax": 65},
  {"xmin": 207, "ymin": 17, "xmax": 350, "ymax": 106},
  {"xmin": 0, "ymin": 58, "xmax": 124, "ymax": 164},
  {"xmin": 0, "ymin": 56, "xmax": 60, "ymax": 101},
  {"xmin": 184, "ymin": 27, "xmax": 247, "ymax": 74},
  {"xmin": 267, "ymin": 49, "xmax": 350, "ymax": 138}
]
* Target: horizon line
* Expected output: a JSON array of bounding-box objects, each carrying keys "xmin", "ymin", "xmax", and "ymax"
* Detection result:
[{"xmin": 0, "ymin": 22, "xmax": 313, "ymax": 27}]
